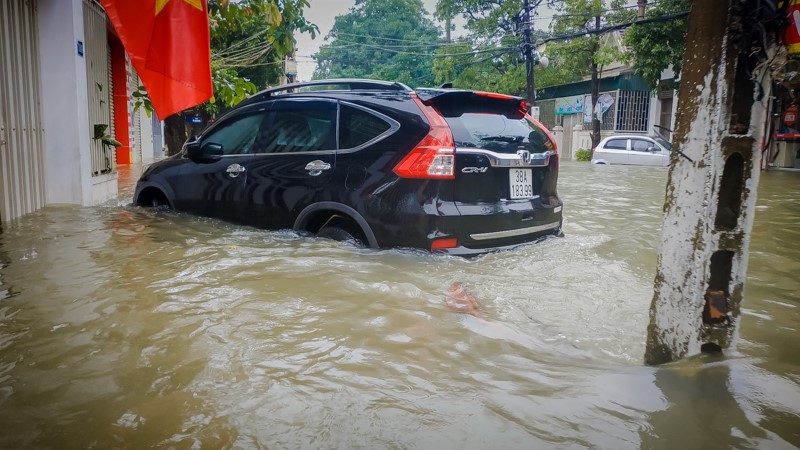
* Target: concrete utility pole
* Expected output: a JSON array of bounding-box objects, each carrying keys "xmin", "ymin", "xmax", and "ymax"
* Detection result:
[
  {"xmin": 523, "ymin": 0, "xmax": 535, "ymax": 105},
  {"xmin": 645, "ymin": 0, "xmax": 773, "ymax": 364},
  {"xmin": 637, "ymin": 0, "xmax": 647, "ymax": 20}
]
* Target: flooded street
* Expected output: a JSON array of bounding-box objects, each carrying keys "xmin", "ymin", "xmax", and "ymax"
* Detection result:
[{"xmin": 0, "ymin": 161, "xmax": 798, "ymax": 448}]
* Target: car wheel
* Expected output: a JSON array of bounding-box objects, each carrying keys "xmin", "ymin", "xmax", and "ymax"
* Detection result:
[
  {"xmin": 316, "ymin": 226, "xmax": 364, "ymax": 247},
  {"xmin": 150, "ymin": 194, "xmax": 171, "ymax": 211}
]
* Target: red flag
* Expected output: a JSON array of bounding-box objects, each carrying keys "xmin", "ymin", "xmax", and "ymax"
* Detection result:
[{"xmin": 101, "ymin": 0, "xmax": 213, "ymax": 119}]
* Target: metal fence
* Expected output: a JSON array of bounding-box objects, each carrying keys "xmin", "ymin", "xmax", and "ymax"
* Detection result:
[{"xmin": 540, "ymin": 89, "xmax": 651, "ymax": 135}]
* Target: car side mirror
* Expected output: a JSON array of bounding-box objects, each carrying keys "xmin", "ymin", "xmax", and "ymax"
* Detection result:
[
  {"xmin": 647, "ymin": 146, "xmax": 658, "ymax": 153},
  {"xmin": 187, "ymin": 141, "xmax": 223, "ymax": 162},
  {"xmin": 203, "ymin": 143, "xmax": 224, "ymax": 156}
]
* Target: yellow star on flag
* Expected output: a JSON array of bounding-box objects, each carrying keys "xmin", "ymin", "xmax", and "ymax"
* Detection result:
[{"xmin": 155, "ymin": 0, "xmax": 203, "ymax": 15}]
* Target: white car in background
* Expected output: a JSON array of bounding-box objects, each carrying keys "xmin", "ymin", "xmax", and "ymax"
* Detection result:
[{"xmin": 591, "ymin": 134, "xmax": 672, "ymax": 166}]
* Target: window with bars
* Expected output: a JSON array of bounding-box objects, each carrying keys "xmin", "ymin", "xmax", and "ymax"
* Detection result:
[
  {"xmin": 616, "ymin": 91, "xmax": 651, "ymax": 132},
  {"xmin": 583, "ymin": 92, "xmax": 617, "ymax": 131},
  {"xmin": 599, "ymin": 92, "xmax": 617, "ymax": 131}
]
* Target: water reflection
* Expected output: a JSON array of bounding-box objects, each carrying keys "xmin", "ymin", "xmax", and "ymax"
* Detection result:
[{"xmin": 0, "ymin": 162, "xmax": 797, "ymax": 448}]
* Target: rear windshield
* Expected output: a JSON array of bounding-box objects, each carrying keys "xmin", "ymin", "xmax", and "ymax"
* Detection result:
[{"xmin": 444, "ymin": 113, "xmax": 555, "ymax": 154}]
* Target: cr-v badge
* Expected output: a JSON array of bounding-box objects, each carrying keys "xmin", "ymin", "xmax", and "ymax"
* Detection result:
[{"xmin": 462, "ymin": 167, "xmax": 488, "ymax": 173}]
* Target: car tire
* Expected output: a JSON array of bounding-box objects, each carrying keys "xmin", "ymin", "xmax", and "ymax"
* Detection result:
[
  {"xmin": 316, "ymin": 226, "xmax": 364, "ymax": 247},
  {"xmin": 150, "ymin": 194, "xmax": 171, "ymax": 211}
]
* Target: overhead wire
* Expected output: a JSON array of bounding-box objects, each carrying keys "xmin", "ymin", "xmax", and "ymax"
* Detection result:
[
  {"xmin": 320, "ymin": 39, "xmax": 519, "ymax": 57},
  {"xmin": 308, "ymin": 8, "xmax": 689, "ymax": 78},
  {"xmin": 530, "ymin": 0, "xmax": 677, "ymax": 24}
]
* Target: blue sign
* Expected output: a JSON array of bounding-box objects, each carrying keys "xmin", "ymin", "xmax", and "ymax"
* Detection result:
[
  {"xmin": 77, "ymin": 40, "xmax": 84, "ymax": 57},
  {"xmin": 186, "ymin": 116, "xmax": 203, "ymax": 124}
]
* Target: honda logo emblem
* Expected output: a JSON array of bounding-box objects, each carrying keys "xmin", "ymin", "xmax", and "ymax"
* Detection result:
[{"xmin": 517, "ymin": 150, "xmax": 531, "ymax": 163}]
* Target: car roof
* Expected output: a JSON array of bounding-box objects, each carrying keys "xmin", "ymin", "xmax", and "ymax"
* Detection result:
[
  {"xmin": 601, "ymin": 134, "xmax": 655, "ymax": 140},
  {"xmin": 236, "ymin": 78, "xmax": 413, "ymax": 109}
]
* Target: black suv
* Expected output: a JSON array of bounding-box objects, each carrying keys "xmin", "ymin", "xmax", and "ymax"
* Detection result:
[{"xmin": 134, "ymin": 79, "xmax": 563, "ymax": 256}]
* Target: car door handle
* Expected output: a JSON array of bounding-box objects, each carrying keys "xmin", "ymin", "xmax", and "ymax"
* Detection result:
[
  {"xmin": 305, "ymin": 160, "xmax": 331, "ymax": 176},
  {"xmin": 226, "ymin": 163, "xmax": 246, "ymax": 178}
]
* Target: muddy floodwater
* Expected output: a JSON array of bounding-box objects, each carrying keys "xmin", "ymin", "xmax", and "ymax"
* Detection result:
[{"xmin": 0, "ymin": 161, "xmax": 798, "ymax": 449}]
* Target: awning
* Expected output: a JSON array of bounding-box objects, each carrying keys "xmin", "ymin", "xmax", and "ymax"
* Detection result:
[{"xmin": 537, "ymin": 72, "xmax": 652, "ymax": 101}]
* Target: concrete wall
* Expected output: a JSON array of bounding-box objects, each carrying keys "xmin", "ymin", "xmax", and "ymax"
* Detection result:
[
  {"xmin": 38, "ymin": 0, "xmax": 118, "ymax": 206},
  {"xmin": 38, "ymin": 0, "xmax": 93, "ymax": 206}
]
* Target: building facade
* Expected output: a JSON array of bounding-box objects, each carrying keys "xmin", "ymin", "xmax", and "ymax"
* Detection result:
[
  {"xmin": 0, "ymin": 0, "xmax": 163, "ymax": 222},
  {"xmin": 535, "ymin": 32, "xmax": 677, "ymax": 160}
]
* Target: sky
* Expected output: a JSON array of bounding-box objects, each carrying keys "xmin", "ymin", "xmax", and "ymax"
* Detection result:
[{"xmin": 294, "ymin": 0, "xmax": 449, "ymax": 81}]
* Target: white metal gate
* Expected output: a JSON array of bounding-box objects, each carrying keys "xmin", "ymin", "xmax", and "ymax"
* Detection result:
[
  {"xmin": 83, "ymin": 0, "xmax": 113, "ymax": 175},
  {"xmin": 561, "ymin": 114, "xmax": 580, "ymax": 160},
  {"xmin": 0, "ymin": 0, "xmax": 47, "ymax": 222}
]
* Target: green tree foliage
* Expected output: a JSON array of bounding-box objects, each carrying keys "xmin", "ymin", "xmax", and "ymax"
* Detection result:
[
  {"xmin": 548, "ymin": 0, "xmax": 632, "ymax": 149},
  {"xmin": 431, "ymin": 35, "xmax": 528, "ymax": 93},
  {"xmin": 432, "ymin": 0, "xmax": 558, "ymax": 95},
  {"xmin": 313, "ymin": 0, "xmax": 441, "ymax": 86},
  {"xmin": 435, "ymin": 0, "xmax": 551, "ymax": 45},
  {"xmin": 209, "ymin": 0, "xmax": 317, "ymax": 110},
  {"xmin": 548, "ymin": 0, "xmax": 633, "ymax": 78},
  {"xmin": 164, "ymin": 0, "xmax": 317, "ymax": 155},
  {"xmin": 623, "ymin": 0, "xmax": 690, "ymax": 88}
]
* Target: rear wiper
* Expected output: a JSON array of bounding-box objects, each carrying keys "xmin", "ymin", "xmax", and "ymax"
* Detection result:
[{"xmin": 479, "ymin": 135, "xmax": 522, "ymax": 143}]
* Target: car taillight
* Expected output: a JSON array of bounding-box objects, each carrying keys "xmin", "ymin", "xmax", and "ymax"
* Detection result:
[{"xmin": 393, "ymin": 93, "xmax": 456, "ymax": 179}]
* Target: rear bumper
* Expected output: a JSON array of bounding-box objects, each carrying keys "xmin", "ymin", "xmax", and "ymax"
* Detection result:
[
  {"xmin": 371, "ymin": 198, "xmax": 563, "ymax": 256},
  {"xmin": 434, "ymin": 227, "xmax": 562, "ymax": 257},
  {"xmin": 468, "ymin": 219, "xmax": 561, "ymax": 241},
  {"xmin": 363, "ymin": 178, "xmax": 563, "ymax": 256}
]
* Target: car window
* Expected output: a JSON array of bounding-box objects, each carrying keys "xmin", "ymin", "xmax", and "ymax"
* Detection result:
[
  {"xmin": 604, "ymin": 139, "xmax": 628, "ymax": 150},
  {"xmin": 202, "ymin": 113, "xmax": 265, "ymax": 155},
  {"xmin": 445, "ymin": 113, "xmax": 554, "ymax": 153},
  {"xmin": 631, "ymin": 139, "xmax": 654, "ymax": 152},
  {"xmin": 339, "ymin": 105, "xmax": 391, "ymax": 149},
  {"xmin": 254, "ymin": 107, "xmax": 336, "ymax": 154}
]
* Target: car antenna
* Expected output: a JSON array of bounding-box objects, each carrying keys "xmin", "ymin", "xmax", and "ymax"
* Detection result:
[{"xmin": 653, "ymin": 125, "xmax": 694, "ymax": 164}]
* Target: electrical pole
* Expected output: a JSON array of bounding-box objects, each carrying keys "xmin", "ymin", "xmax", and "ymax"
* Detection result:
[
  {"xmin": 645, "ymin": 0, "xmax": 772, "ymax": 364},
  {"xmin": 637, "ymin": 0, "xmax": 647, "ymax": 20},
  {"xmin": 523, "ymin": 0, "xmax": 535, "ymax": 105},
  {"xmin": 590, "ymin": 13, "xmax": 601, "ymax": 150}
]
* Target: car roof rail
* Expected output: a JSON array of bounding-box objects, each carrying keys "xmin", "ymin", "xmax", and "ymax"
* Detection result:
[{"xmin": 238, "ymin": 79, "xmax": 413, "ymax": 107}]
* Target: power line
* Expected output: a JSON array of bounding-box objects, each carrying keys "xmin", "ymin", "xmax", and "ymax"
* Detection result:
[
  {"xmin": 310, "ymin": 11, "xmax": 689, "ymax": 67},
  {"xmin": 541, "ymin": 10, "xmax": 690, "ymax": 44},
  {"xmin": 319, "ymin": 41, "xmax": 519, "ymax": 58},
  {"xmin": 330, "ymin": 31, "xmax": 457, "ymax": 46},
  {"xmin": 530, "ymin": 0, "xmax": 678, "ymax": 24}
]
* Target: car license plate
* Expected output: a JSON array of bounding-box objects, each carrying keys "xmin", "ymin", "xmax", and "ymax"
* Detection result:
[{"xmin": 509, "ymin": 168, "xmax": 533, "ymax": 199}]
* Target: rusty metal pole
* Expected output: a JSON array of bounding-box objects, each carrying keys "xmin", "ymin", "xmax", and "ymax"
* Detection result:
[{"xmin": 645, "ymin": 0, "xmax": 773, "ymax": 365}]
